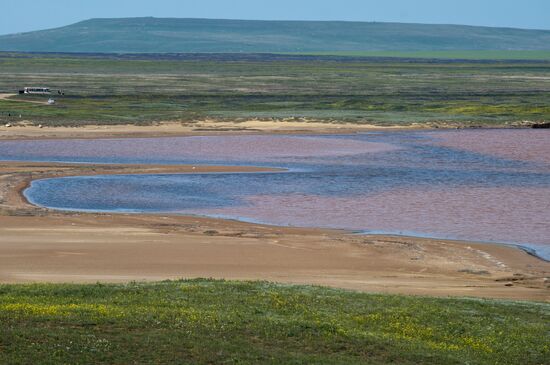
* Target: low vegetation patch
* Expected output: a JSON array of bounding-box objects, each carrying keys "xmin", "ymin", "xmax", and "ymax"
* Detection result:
[
  {"xmin": 0, "ymin": 54, "xmax": 549, "ymax": 126},
  {"xmin": 0, "ymin": 280, "xmax": 548, "ymax": 364}
]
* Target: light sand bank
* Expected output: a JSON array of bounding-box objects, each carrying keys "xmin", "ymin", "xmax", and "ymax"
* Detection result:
[{"xmin": 0, "ymin": 119, "xmax": 427, "ymax": 141}]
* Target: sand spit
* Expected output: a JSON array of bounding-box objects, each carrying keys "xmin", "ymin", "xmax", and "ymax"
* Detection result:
[{"xmin": 0, "ymin": 119, "xmax": 428, "ymax": 141}]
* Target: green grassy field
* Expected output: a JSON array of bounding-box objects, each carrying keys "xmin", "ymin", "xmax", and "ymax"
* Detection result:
[
  {"xmin": 0, "ymin": 53, "xmax": 549, "ymax": 126},
  {"xmin": 1, "ymin": 280, "xmax": 548, "ymax": 364}
]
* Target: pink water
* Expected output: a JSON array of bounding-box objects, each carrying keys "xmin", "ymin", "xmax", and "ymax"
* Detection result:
[
  {"xmin": 188, "ymin": 186, "xmax": 550, "ymax": 249},
  {"xmin": 12, "ymin": 129, "xmax": 550, "ymax": 259},
  {"xmin": 0, "ymin": 135, "xmax": 396, "ymax": 163},
  {"xmin": 430, "ymin": 129, "xmax": 550, "ymax": 165}
]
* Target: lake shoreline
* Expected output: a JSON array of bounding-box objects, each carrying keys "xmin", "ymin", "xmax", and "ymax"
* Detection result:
[
  {"xmin": 0, "ymin": 119, "xmax": 538, "ymax": 142},
  {"xmin": 1, "ymin": 156, "xmax": 548, "ymax": 301}
]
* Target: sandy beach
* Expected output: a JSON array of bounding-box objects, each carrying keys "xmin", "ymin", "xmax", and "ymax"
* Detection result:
[
  {"xmin": 0, "ymin": 126, "xmax": 548, "ymax": 301},
  {"xmin": 0, "ymin": 118, "xmax": 427, "ymax": 140}
]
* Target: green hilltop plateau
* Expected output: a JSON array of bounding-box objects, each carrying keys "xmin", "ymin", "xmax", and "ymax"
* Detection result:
[{"xmin": 1, "ymin": 17, "xmax": 550, "ymax": 53}]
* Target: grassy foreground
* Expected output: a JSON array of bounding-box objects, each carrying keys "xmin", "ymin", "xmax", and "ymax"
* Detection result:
[{"xmin": 0, "ymin": 280, "xmax": 548, "ymax": 364}]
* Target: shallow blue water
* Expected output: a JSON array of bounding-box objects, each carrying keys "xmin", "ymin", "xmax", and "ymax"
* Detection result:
[{"xmin": 3, "ymin": 130, "xmax": 549, "ymax": 259}]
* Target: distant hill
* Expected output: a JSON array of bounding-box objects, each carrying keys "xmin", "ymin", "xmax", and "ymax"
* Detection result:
[{"xmin": 1, "ymin": 17, "xmax": 549, "ymax": 53}]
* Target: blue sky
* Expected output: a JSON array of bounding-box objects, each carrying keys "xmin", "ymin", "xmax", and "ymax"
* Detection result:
[{"xmin": 2, "ymin": 0, "xmax": 549, "ymax": 35}]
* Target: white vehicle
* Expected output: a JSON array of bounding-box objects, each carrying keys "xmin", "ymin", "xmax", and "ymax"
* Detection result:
[{"xmin": 24, "ymin": 87, "xmax": 51, "ymax": 94}]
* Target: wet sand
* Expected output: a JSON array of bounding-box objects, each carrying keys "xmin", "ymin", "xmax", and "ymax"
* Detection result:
[{"xmin": 0, "ymin": 130, "xmax": 548, "ymax": 301}]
